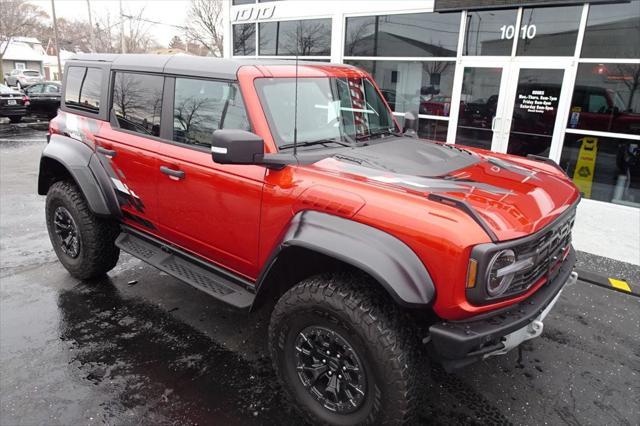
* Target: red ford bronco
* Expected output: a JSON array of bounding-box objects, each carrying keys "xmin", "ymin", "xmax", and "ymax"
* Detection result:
[{"xmin": 39, "ymin": 54, "xmax": 579, "ymax": 425}]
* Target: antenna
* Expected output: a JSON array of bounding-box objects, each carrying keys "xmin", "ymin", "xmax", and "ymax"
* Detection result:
[{"xmin": 293, "ymin": 52, "xmax": 299, "ymax": 156}]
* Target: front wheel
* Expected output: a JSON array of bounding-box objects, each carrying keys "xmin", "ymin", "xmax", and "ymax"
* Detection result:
[
  {"xmin": 269, "ymin": 274, "xmax": 419, "ymax": 425},
  {"xmin": 45, "ymin": 180, "xmax": 120, "ymax": 279},
  {"xmin": 8, "ymin": 116, "xmax": 22, "ymax": 123}
]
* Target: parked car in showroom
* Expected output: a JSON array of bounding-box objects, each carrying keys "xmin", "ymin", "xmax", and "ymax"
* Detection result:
[
  {"xmin": 4, "ymin": 69, "xmax": 44, "ymax": 90},
  {"xmin": 39, "ymin": 54, "xmax": 580, "ymax": 425},
  {"xmin": 23, "ymin": 82, "xmax": 61, "ymax": 118},
  {"xmin": 0, "ymin": 84, "xmax": 29, "ymax": 123}
]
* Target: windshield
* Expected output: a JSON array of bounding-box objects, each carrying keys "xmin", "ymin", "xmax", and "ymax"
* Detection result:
[
  {"xmin": 256, "ymin": 77, "xmax": 398, "ymax": 150},
  {"xmin": 23, "ymin": 71, "xmax": 40, "ymax": 77}
]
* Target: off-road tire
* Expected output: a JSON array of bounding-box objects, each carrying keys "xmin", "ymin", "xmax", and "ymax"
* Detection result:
[
  {"xmin": 45, "ymin": 180, "xmax": 120, "ymax": 279},
  {"xmin": 269, "ymin": 273, "xmax": 419, "ymax": 425}
]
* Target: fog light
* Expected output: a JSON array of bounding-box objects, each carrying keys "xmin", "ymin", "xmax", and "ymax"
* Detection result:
[{"xmin": 487, "ymin": 249, "xmax": 516, "ymax": 297}]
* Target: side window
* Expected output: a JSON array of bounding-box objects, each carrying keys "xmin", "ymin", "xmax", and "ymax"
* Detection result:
[
  {"xmin": 27, "ymin": 84, "xmax": 43, "ymax": 94},
  {"xmin": 64, "ymin": 66, "xmax": 103, "ymax": 113},
  {"xmin": 112, "ymin": 72, "xmax": 164, "ymax": 137},
  {"xmin": 172, "ymin": 78, "xmax": 250, "ymax": 147},
  {"xmin": 45, "ymin": 84, "xmax": 60, "ymax": 93},
  {"xmin": 587, "ymin": 93, "xmax": 609, "ymax": 113}
]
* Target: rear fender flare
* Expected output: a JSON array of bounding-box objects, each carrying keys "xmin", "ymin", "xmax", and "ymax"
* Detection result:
[
  {"xmin": 38, "ymin": 134, "xmax": 120, "ymax": 217},
  {"xmin": 256, "ymin": 211, "xmax": 435, "ymax": 308}
]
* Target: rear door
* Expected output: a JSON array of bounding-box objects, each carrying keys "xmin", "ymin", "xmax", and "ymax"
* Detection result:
[
  {"xmin": 25, "ymin": 84, "xmax": 44, "ymax": 113},
  {"xmin": 94, "ymin": 71, "xmax": 164, "ymax": 233},
  {"xmin": 154, "ymin": 76, "xmax": 264, "ymax": 279}
]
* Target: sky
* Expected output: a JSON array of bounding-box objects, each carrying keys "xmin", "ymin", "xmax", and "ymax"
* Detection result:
[{"xmin": 31, "ymin": 0, "xmax": 192, "ymax": 47}]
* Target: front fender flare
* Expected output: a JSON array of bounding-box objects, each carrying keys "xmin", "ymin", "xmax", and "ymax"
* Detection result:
[{"xmin": 258, "ymin": 211, "xmax": 435, "ymax": 308}]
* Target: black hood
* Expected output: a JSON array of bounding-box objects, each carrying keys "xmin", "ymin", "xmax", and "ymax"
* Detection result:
[{"xmin": 332, "ymin": 137, "xmax": 480, "ymax": 177}]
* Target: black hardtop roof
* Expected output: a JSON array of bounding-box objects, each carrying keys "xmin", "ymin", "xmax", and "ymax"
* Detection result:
[{"xmin": 67, "ymin": 53, "xmax": 356, "ymax": 80}]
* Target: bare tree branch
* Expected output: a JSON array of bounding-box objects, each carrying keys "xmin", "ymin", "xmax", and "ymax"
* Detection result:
[{"xmin": 185, "ymin": 0, "xmax": 223, "ymax": 57}]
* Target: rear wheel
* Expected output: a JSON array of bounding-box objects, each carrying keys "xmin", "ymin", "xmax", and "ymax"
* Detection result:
[
  {"xmin": 269, "ymin": 274, "xmax": 419, "ymax": 425},
  {"xmin": 45, "ymin": 181, "xmax": 120, "ymax": 279},
  {"xmin": 8, "ymin": 116, "xmax": 22, "ymax": 123}
]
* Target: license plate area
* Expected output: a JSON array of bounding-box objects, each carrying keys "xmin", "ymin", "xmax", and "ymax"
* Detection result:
[{"xmin": 7, "ymin": 100, "xmax": 17, "ymax": 105}]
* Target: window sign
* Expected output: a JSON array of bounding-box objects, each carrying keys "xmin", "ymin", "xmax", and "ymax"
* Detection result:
[
  {"xmin": 516, "ymin": 6, "xmax": 581, "ymax": 56},
  {"xmin": 507, "ymin": 68, "xmax": 564, "ymax": 157},
  {"xmin": 463, "ymin": 10, "xmax": 518, "ymax": 56}
]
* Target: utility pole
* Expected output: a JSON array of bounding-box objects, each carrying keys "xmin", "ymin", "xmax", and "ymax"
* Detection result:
[
  {"xmin": 86, "ymin": 0, "xmax": 95, "ymax": 52},
  {"xmin": 50, "ymin": 0, "xmax": 63, "ymax": 80},
  {"xmin": 119, "ymin": 0, "xmax": 126, "ymax": 53}
]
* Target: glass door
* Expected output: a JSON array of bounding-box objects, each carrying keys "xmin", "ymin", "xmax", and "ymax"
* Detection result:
[
  {"xmin": 497, "ymin": 60, "xmax": 575, "ymax": 158},
  {"xmin": 448, "ymin": 59, "xmax": 512, "ymax": 151}
]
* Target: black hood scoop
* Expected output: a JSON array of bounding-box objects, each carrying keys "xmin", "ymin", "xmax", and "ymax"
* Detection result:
[{"xmin": 333, "ymin": 137, "xmax": 479, "ymax": 177}]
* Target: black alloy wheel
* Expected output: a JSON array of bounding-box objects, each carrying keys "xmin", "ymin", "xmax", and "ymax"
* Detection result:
[
  {"xmin": 294, "ymin": 325, "xmax": 367, "ymax": 414},
  {"xmin": 53, "ymin": 206, "xmax": 81, "ymax": 258}
]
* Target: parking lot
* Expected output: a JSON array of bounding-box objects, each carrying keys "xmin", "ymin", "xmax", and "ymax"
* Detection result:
[{"xmin": 1, "ymin": 124, "xmax": 639, "ymax": 425}]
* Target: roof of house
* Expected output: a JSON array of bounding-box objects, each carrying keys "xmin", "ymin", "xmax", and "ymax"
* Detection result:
[{"xmin": 1, "ymin": 38, "xmax": 46, "ymax": 62}]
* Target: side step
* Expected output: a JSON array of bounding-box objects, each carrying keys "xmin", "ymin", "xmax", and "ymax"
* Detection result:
[{"xmin": 115, "ymin": 230, "xmax": 255, "ymax": 309}]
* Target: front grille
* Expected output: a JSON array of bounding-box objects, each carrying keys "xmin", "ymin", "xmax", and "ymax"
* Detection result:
[{"xmin": 503, "ymin": 212, "xmax": 575, "ymax": 296}]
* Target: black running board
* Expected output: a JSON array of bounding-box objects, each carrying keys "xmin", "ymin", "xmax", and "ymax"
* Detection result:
[{"xmin": 116, "ymin": 229, "xmax": 255, "ymax": 309}]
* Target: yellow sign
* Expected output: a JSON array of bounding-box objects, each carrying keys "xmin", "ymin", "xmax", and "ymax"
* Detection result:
[{"xmin": 572, "ymin": 137, "xmax": 598, "ymax": 198}]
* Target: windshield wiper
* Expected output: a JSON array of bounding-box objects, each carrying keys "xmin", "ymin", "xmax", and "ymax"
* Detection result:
[{"xmin": 279, "ymin": 138, "xmax": 352, "ymax": 150}]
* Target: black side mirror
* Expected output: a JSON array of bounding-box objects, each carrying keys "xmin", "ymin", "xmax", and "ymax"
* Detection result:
[
  {"xmin": 403, "ymin": 111, "xmax": 419, "ymax": 137},
  {"xmin": 211, "ymin": 129, "xmax": 264, "ymax": 165}
]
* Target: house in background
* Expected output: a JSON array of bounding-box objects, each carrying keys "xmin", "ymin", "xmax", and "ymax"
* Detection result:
[
  {"xmin": 44, "ymin": 39, "xmax": 75, "ymax": 81},
  {"xmin": 1, "ymin": 37, "xmax": 46, "ymax": 80}
]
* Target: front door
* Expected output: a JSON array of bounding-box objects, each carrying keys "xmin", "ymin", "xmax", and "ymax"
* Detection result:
[
  {"xmin": 154, "ymin": 76, "xmax": 264, "ymax": 279},
  {"xmin": 448, "ymin": 59, "xmax": 511, "ymax": 151}
]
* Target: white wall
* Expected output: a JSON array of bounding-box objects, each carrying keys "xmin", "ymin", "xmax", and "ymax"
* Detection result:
[{"xmin": 573, "ymin": 199, "xmax": 640, "ymax": 265}]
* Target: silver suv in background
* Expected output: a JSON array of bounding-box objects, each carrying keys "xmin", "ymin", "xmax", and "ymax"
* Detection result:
[{"xmin": 4, "ymin": 69, "xmax": 44, "ymax": 90}]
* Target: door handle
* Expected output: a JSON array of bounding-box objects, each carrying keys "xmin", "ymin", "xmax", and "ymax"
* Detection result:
[
  {"xmin": 160, "ymin": 165, "xmax": 185, "ymax": 180},
  {"xmin": 97, "ymin": 146, "xmax": 117, "ymax": 158}
]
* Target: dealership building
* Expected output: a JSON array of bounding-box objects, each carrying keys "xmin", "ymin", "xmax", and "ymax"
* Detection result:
[{"xmin": 223, "ymin": 0, "xmax": 640, "ymax": 265}]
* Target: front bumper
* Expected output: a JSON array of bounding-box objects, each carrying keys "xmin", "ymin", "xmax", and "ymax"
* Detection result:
[{"xmin": 428, "ymin": 248, "xmax": 577, "ymax": 371}]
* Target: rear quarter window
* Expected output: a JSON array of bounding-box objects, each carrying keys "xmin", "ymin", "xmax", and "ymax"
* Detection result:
[{"xmin": 64, "ymin": 66, "xmax": 103, "ymax": 114}]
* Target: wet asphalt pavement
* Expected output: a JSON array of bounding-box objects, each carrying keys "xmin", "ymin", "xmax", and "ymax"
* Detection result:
[{"xmin": 1, "ymin": 124, "xmax": 639, "ymax": 425}]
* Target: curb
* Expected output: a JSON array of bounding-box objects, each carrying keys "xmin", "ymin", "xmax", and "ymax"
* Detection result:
[{"xmin": 575, "ymin": 268, "xmax": 639, "ymax": 297}]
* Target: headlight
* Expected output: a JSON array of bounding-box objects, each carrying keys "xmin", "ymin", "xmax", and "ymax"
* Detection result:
[{"xmin": 486, "ymin": 249, "xmax": 516, "ymax": 297}]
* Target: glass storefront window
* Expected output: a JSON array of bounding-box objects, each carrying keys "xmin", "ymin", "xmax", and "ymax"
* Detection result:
[
  {"xmin": 418, "ymin": 119, "xmax": 448, "ymax": 142},
  {"xmin": 233, "ymin": 24, "xmax": 256, "ymax": 56},
  {"xmin": 560, "ymin": 133, "xmax": 640, "ymax": 207},
  {"xmin": 581, "ymin": 0, "xmax": 640, "ymax": 58},
  {"xmin": 259, "ymin": 19, "xmax": 331, "ymax": 56},
  {"xmin": 344, "ymin": 12, "xmax": 460, "ymax": 57},
  {"xmin": 232, "ymin": 0, "xmax": 255, "ymax": 5},
  {"xmin": 567, "ymin": 63, "xmax": 640, "ymax": 135},
  {"xmin": 507, "ymin": 68, "xmax": 565, "ymax": 158},
  {"xmin": 516, "ymin": 6, "xmax": 581, "ymax": 56},
  {"xmin": 463, "ymin": 9, "xmax": 517, "ymax": 56},
  {"xmin": 345, "ymin": 60, "xmax": 455, "ymax": 116}
]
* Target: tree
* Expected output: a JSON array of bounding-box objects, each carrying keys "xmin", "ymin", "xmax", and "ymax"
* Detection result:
[
  {"xmin": 185, "ymin": 0, "xmax": 224, "ymax": 57},
  {"xmin": 168, "ymin": 35, "xmax": 185, "ymax": 50},
  {"xmin": 0, "ymin": 0, "xmax": 48, "ymax": 72}
]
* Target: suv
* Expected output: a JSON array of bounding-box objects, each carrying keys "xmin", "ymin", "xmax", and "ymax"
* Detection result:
[
  {"xmin": 39, "ymin": 54, "xmax": 579, "ymax": 425},
  {"xmin": 4, "ymin": 69, "xmax": 44, "ymax": 90}
]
